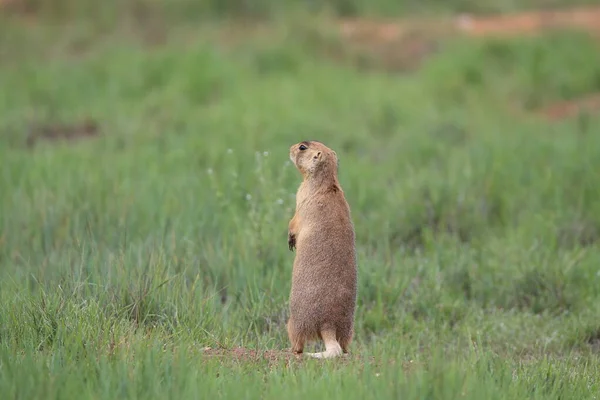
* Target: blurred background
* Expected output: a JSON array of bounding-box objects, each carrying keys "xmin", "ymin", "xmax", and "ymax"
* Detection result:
[{"xmin": 2, "ymin": 1, "xmax": 600, "ymax": 398}]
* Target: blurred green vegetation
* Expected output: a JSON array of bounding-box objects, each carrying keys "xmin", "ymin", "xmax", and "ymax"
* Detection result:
[
  {"xmin": 6, "ymin": 0, "xmax": 600, "ymax": 19},
  {"xmin": 1, "ymin": 0, "xmax": 600, "ymax": 399}
]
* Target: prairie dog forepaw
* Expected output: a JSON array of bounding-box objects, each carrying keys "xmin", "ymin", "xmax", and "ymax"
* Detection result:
[{"xmin": 288, "ymin": 233, "xmax": 296, "ymax": 251}]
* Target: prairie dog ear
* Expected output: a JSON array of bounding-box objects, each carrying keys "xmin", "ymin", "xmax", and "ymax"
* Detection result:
[{"xmin": 313, "ymin": 151, "xmax": 322, "ymax": 160}]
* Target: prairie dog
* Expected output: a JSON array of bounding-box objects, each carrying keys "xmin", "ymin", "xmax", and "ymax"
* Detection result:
[{"xmin": 286, "ymin": 140, "xmax": 357, "ymax": 359}]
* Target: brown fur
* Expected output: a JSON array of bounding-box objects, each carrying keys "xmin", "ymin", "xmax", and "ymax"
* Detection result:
[{"xmin": 286, "ymin": 140, "xmax": 358, "ymax": 359}]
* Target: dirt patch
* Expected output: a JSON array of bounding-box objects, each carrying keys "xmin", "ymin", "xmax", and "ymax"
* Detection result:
[
  {"xmin": 200, "ymin": 346, "xmax": 370, "ymax": 365},
  {"xmin": 338, "ymin": 6, "xmax": 600, "ymax": 44},
  {"xmin": 201, "ymin": 346, "xmax": 312, "ymax": 364},
  {"xmin": 26, "ymin": 118, "xmax": 99, "ymax": 148},
  {"xmin": 199, "ymin": 346, "xmax": 431, "ymax": 373},
  {"xmin": 536, "ymin": 93, "xmax": 600, "ymax": 121},
  {"xmin": 454, "ymin": 7, "xmax": 600, "ymax": 37}
]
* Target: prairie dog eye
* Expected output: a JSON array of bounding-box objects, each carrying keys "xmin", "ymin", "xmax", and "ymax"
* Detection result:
[{"xmin": 299, "ymin": 144, "xmax": 307, "ymax": 151}]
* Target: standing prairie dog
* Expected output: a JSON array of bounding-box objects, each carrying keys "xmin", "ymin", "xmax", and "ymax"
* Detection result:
[{"xmin": 286, "ymin": 140, "xmax": 358, "ymax": 359}]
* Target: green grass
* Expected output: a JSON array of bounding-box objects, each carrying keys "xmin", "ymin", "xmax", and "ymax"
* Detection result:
[{"xmin": 2, "ymin": 7, "xmax": 600, "ymax": 399}]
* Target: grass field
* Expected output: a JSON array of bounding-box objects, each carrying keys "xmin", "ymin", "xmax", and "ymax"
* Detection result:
[{"xmin": 2, "ymin": 2, "xmax": 600, "ymax": 399}]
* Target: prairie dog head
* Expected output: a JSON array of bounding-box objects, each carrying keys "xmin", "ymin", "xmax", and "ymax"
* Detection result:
[{"xmin": 289, "ymin": 140, "xmax": 338, "ymax": 178}]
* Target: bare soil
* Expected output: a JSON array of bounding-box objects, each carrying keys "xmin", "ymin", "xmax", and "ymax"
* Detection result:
[
  {"xmin": 339, "ymin": 6, "xmax": 600, "ymax": 41},
  {"xmin": 201, "ymin": 346, "xmax": 301, "ymax": 363},
  {"xmin": 199, "ymin": 346, "xmax": 425, "ymax": 370},
  {"xmin": 26, "ymin": 118, "xmax": 99, "ymax": 147},
  {"xmin": 537, "ymin": 93, "xmax": 600, "ymax": 121}
]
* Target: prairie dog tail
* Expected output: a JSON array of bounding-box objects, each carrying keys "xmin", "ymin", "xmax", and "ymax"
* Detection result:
[{"xmin": 306, "ymin": 329, "xmax": 344, "ymax": 359}]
